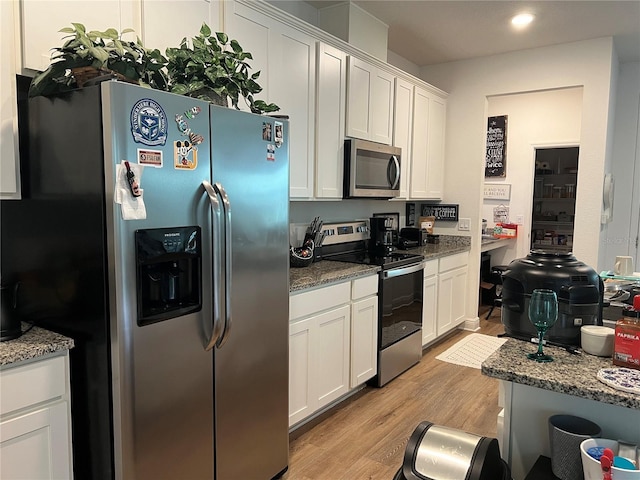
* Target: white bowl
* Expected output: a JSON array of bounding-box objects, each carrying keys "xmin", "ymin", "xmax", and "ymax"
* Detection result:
[
  {"xmin": 581, "ymin": 325, "xmax": 615, "ymax": 356},
  {"xmin": 580, "ymin": 438, "xmax": 640, "ymax": 480}
]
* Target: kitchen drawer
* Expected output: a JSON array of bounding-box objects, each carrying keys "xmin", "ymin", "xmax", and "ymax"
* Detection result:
[
  {"xmin": 1, "ymin": 355, "xmax": 66, "ymax": 416},
  {"xmin": 439, "ymin": 252, "xmax": 469, "ymax": 273},
  {"xmin": 290, "ymin": 282, "xmax": 351, "ymax": 320},
  {"xmin": 351, "ymin": 275, "xmax": 378, "ymax": 300},
  {"xmin": 423, "ymin": 259, "xmax": 438, "ymax": 277}
]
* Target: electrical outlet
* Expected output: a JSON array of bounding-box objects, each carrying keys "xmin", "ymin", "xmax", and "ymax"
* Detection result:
[
  {"xmin": 516, "ymin": 215, "xmax": 524, "ymax": 225},
  {"xmin": 458, "ymin": 218, "xmax": 471, "ymax": 231}
]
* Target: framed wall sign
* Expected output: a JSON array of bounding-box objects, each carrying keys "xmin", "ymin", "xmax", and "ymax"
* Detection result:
[
  {"xmin": 485, "ymin": 115, "xmax": 507, "ymax": 177},
  {"xmin": 483, "ymin": 183, "xmax": 511, "ymax": 200},
  {"xmin": 420, "ymin": 204, "xmax": 459, "ymax": 221}
]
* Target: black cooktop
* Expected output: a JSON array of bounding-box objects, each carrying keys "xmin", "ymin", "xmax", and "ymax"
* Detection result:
[{"xmin": 328, "ymin": 250, "xmax": 424, "ymax": 270}]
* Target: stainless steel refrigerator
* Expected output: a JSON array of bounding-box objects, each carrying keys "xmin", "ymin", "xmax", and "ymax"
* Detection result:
[{"xmin": 1, "ymin": 81, "xmax": 289, "ymax": 479}]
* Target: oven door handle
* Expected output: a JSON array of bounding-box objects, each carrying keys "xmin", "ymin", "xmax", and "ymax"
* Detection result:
[{"xmin": 383, "ymin": 262, "xmax": 424, "ymax": 279}]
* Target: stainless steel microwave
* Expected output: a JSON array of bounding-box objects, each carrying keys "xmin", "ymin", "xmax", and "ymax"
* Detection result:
[{"xmin": 343, "ymin": 138, "xmax": 402, "ymax": 198}]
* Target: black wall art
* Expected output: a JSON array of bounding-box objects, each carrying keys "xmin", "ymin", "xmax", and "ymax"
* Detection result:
[{"xmin": 485, "ymin": 115, "xmax": 507, "ymax": 177}]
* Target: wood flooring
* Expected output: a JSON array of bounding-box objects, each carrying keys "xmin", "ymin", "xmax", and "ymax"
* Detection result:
[{"xmin": 283, "ymin": 305, "xmax": 506, "ymax": 480}]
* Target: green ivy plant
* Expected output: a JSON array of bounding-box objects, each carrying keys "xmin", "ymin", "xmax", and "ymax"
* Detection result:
[
  {"xmin": 165, "ymin": 23, "xmax": 279, "ymax": 114},
  {"xmin": 29, "ymin": 23, "xmax": 168, "ymax": 97}
]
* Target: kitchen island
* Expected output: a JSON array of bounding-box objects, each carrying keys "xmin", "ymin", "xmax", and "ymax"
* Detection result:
[{"xmin": 482, "ymin": 338, "xmax": 640, "ymax": 480}]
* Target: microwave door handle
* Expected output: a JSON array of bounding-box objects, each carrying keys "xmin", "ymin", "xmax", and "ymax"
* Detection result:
[
  {"xmin": 388, "ymin": 155, "xmax": 400, "ymax": 189},
  {"xmin": 213, "ymin": 182, "xmax": 232, "ymax": 348},
  {"xmin": 202, "ymin": 181, "xmax": 224, "ymax": 351}
]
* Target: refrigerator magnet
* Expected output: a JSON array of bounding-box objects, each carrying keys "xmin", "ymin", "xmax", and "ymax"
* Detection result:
[
  {"xmin": 137, "ymin": 149, "xmax": 163, "ymax": 168},
  {"xmin": 174, "ymin": 140, "xmax": 198, "ymax": 170},
  {"xmin": 274, "ymin": 121, "xmax": 283, "ymax": 147},
  {"xmin": 262, "ymin": 122, "xmax": 272, "ymax": 141},
  {"xmin": 130, "ymin": 98, "xmax": 167, "ymax": 146}
]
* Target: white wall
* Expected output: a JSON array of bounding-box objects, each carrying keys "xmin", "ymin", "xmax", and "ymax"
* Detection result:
[
  {"xmin": 484, "ymin": 87, "xmax": 583, "ymax": 263},
  {"xmin": 421, "ymin": 37, "xmax": 617, "ymax": 325},
  {"xmin": 602, "ymin": 61, "xmax": 640, "ymax": 271}
]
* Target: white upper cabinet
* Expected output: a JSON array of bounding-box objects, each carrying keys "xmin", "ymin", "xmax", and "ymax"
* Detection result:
[
  {"xmin": 141, "ymin": 0, "xmax": 220, "ymax": 55},
  {"xmin": 346, "ymin": 56, "xmax": 393, "ymax": 145},
  {"xmin": 20, "ymin": 0, "xmax": 137, "ymax": 72},
  {"xmin": 410, "ymin": 86, "xmax": 446, "ymax": 200},
  {"xmin": 393, "ymin": 78, "xmax": 413, "ymax": 199},
  {"xmin": 228, "ymin": 1, "xmax": 316, "ymax": 198},
  {"xmin": 1, "ymin": 0, "xmax": 21, "ymax": 199},
  {"xmin": 315, "ymin": 42, "xmax": 347, "ymax": 199}
]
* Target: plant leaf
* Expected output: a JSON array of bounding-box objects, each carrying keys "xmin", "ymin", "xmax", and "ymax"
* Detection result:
[
  {"xmin": 71, "ymin": 23, "xmax": 86, "ymax": 34},
  {"xmin": 216, "ymin": 32, "xmax": 228, "ymax": 45},
  {"xmin": 200, "ymin": 23, "xmax": 211, "ymax": 37}
]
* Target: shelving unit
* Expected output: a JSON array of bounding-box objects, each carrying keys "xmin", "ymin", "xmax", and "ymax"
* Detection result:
[{"xmin": 530, "ymin": 147, "xmax": 579, "ymax": 253}]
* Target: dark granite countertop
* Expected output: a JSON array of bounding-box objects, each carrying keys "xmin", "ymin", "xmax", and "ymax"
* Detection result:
[
  {"xmin": 482, "ymin": 338, "xmax": 640, "ymax": 410},
  {"xmin": 0, "ymin": 323, "xmax": 74, "ymax": 367},
  {"xmin": 290, "ymin": 235, "xmax": 471, "ymax": 292},
  {"xmin": 290, "ymin": 261, "xmax": 380, "ymax": 292}
]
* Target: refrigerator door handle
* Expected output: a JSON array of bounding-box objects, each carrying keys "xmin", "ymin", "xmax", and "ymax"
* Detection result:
[
  {"xmin": 213, "ymin": 182, "xmax": 232, "ymax": 348},
  {"xmin": 202, "ymin": 180, "xmax": 224, "ymax": 351}
]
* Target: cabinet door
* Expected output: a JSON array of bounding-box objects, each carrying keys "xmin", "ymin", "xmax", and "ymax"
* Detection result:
[
  {"xmin": 229, "ymin": 2, "xmax": 316, "ymax": 198},
  {"xmin": 289, "ymin": 317, "xmax": 314, "ymax": 427},
  {"xmin": 315, "ymin": 305, "xmax": 351, "ymax": 409},
  {"xmin": 410, "ymin": 87, "xmax": 446, "ymax": 200},
  {"xmin": 21, "ymin": 0, "xmax": 136, "ymax": 72},
  {"xmin": 315, "ymin": 42, "xmax": 346, "ymax": 199},
  {"xmin": 437, "ymin": 269, "xmax": 455, "ymax": 335},
  {"xmin": 451, "ymin": 266, "xmax": 468, "ymax": 326},
  {"xmin": 426, "ymin": 94, "xmax": 446, "ymax": 199},
  {"xmin": 437, "ymin": 266, "xmax": 467, "ymax": 336},
  {"xmin": 0, "ymin": 402, "xmax": 72, "ymax": 479},
  {"xmin": 393, "ymin": 78, "xmax": 413, "ymax": 199},
  {"xmin": 141, "ymin": 0, "xmax": 220, "ymax": 55},
  {"xmin": 346, "ymin": 56, "xmax": 372, "ymax": 141},
  {"xmin": 350, "ymin": 296, "xmax": 377, "ymax": 387},
  {"xmin": 422, "ymin": 274, "xmax": 438, "ymax": 346},
  {"xmin": 410, "ymin": 86, "xmax": 430, "ymax": 199},
  {"xmin": 1, "ymin": 0, "xmax": 20, "ymax": 199},
  {"xmin": 370, "ymin": 68, "xmax": 394, "ymax": 145}
]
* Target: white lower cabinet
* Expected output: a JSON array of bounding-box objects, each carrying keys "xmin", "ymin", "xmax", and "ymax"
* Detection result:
[
  {"xmin": 289, "ymin": 274, "xmax": 377, "ymax": 427},
  {"xmin": 0, "ymin": 354, "xmax": 73, "ymax": 479},
  {"xmin": 436, "ymin": 252, "xmax": 469, "ymax": 336},
  {"xmin": 421, "ymin": 259, "xmax": 438, "ymax": 346}
]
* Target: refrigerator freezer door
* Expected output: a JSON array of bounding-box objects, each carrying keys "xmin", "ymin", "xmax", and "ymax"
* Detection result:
[
  {"xmin": 102, "ymin": 82, "xmax": 214, "ymax": 479},
  {"xmin": 210, "ymin": 106, "xmax": 290, "ymax": 479}
]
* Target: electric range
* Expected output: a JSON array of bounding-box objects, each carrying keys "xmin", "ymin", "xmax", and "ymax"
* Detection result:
[{"xmin": 319, "ymin": 220, "xmax": 425, "ymax": 386}]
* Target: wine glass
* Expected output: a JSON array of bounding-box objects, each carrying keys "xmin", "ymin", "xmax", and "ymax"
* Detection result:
[{"xmin": 527, "ymin": 289, "xmax": 558, "ymax": 362}]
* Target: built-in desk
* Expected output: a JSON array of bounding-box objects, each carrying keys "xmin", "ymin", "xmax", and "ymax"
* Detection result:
[{"xmin": 481, "ymin": 236, "xmax": 516, "ymax": 253}]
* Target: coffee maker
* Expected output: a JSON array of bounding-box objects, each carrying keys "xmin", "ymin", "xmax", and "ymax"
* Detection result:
[{"xmin": 369, "ymin": 217, "xmax": 397, "ymax": 257}]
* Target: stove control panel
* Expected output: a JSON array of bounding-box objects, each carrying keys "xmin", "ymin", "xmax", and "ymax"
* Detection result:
[{"xmin": 321, "ymin": 221, "xmax": 369, "ymax": 245}]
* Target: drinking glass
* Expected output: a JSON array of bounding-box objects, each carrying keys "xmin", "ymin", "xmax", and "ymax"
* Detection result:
[{"xmin": 527, "ymin": 288, "xmax": 558, "ymax": 362}]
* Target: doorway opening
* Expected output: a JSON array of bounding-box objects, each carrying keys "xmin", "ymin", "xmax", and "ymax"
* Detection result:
[{"xmin": 530, "ymin": 146, "xmax": 579, "ymax": 253}]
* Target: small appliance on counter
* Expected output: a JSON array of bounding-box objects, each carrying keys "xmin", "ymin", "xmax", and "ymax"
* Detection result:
[
  {"xmin": 501, "ymin": 250, "xmax": 603, "ymax": 346},
  {"xmin": 398, "ymin": 227, "xmax": 428, "ymax": 248},
  {"xmin": 369, "ymin": 216, "xmax": 397, "ymax": 257}
]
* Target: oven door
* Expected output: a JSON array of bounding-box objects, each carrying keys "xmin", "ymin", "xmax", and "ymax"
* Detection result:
[{"xmin": 379, "ymin": 262, "xmax": 424, "ymax": 350}]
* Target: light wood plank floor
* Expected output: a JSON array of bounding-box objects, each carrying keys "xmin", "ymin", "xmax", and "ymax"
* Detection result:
[{"xmin": 283, "ymin": 305, "xmax": 505, "ymax": 480}]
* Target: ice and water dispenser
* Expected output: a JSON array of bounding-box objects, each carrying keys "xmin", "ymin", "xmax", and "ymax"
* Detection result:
[{"xmin": 135, "ymin": 226, "xmax": 202, "ymax": 326}]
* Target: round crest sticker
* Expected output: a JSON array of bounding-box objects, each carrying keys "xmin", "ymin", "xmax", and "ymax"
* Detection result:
[{"xmin": 130, "ymin": 98, "xmax": 168, "ymax": 146}]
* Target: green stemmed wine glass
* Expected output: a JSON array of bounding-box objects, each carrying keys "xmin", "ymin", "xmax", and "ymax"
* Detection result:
[{"xmin": 527, "ymin": 288, "xmax": 558, "ymax": 362}]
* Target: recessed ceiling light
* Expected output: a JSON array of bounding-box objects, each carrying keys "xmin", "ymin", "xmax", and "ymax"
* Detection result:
[{"xmin": 511, "ymin": 13, "xmax": 535, "ymax": 28}]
